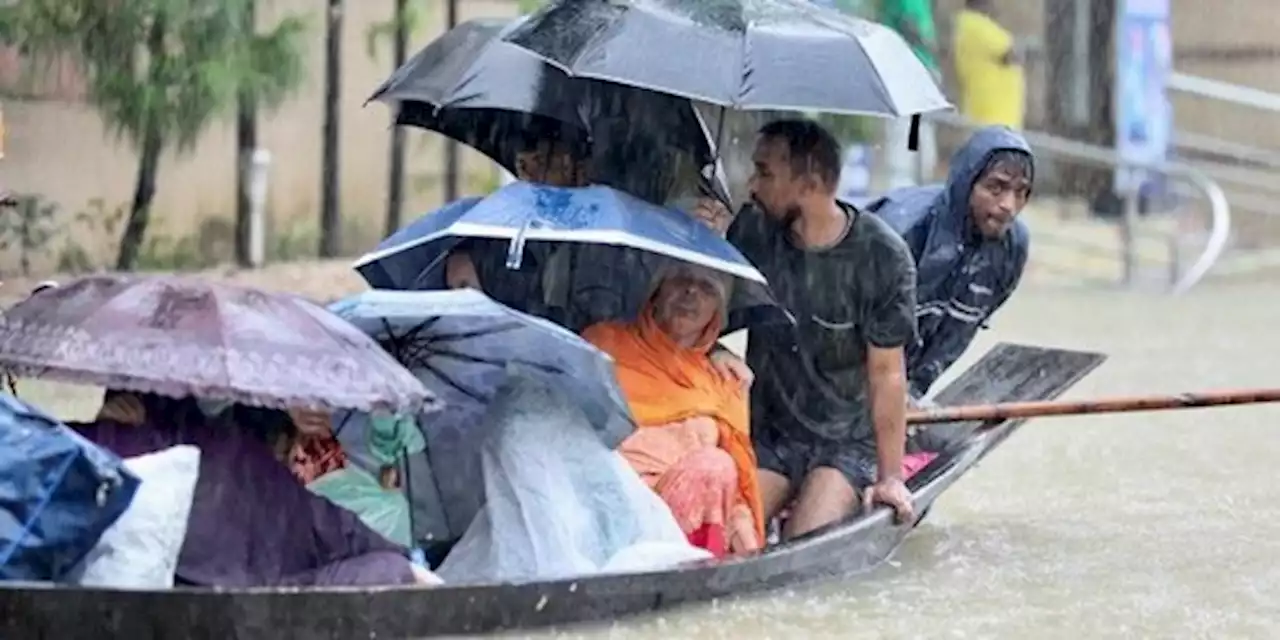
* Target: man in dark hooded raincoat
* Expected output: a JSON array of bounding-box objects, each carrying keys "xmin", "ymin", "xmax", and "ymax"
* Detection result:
[{"xmin": 865, "ymin": 125, "xmax": 1033, "ymax": 404}]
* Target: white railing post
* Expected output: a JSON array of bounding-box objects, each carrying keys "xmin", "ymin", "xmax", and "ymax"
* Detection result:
[{"xmin": 247, "ymin": 148, "xmax": 272, "ymax": 268}]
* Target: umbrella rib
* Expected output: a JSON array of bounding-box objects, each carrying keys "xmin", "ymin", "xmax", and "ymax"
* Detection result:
[
  {"xmin": 421, "ymin": 361, "xmax": 490, "ymax": 403},
  {"xmin": 428, "ymin": 347, "xmax": 564, "ymax": 375},
  {"xmin": 427, "ymin": 321, "xmax": 525, "ymax": 344}
]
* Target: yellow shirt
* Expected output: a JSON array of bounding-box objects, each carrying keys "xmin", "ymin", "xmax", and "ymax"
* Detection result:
[{"xmin": 952, "ymin": 9, "xmax": 1025, "ymax": 129}]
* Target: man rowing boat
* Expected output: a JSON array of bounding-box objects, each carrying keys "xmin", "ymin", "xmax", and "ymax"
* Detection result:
[{"xmin": 865, "ymin": 126, "xmax": 1033, "ymax": 407}]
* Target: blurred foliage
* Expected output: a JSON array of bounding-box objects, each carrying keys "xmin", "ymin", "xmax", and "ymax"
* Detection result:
[
  {"xmin": 0, "ymin": 0, "xmax": 310, "ymax": 269},
  {"xmin": 0, "ymin": 0, "xmax": 309, "ymax": 152},
  {"xmin": 0, "ymin": 196, "xmax": 60, "ymax": 276},
  {"xmin": 365, "ymin": 1, "xmax": 431, "ymax": 62},
  {"xmin": 55, "ymin": 199, "xmax": 127, "ymax": 275}
]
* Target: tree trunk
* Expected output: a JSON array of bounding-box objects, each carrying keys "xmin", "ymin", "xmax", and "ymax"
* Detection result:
[
  {"xmin": 320, "ymin": 0, "xmax": 344, "ymax": 257},
  {"xmin": 116, "ymin": 124, "xmax": 164, "ymax": 271},
  {"xmin": 442, "ymin": 0, "xmax": 460, "ymax": 203},
  {"xmin": 384, "ymin": 0, "xmax": 408, "ymax": 236},
  {"xmin": 116, "ymin": 19, "xmax": 167, "ymax": 271},
  {"xmin": 234, "ymin": 0, "xmax": 257, "ymax": 267},
  {"xmin": 1042, "ymin": 0, "xmax": 1116, "ymax": 202}
]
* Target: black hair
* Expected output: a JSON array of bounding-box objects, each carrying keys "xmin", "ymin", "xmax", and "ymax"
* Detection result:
[
  {"xmin": 592, "ymin": 133, "xmax": 677, "ymax": 203},
  {"xmin": 978, "ymin": 149, "xmax": 1034, "ymax": 187},
  {"xmin": 757, "ymin": 118, "xmax": 843, "ymax": 191},
  {"xmin": 225, "ymin": 403, "xmax": 296, "ymax": 444},
  {"xmin": 517, "ymin": 116, "xmax": 590, "ymax": 158}
]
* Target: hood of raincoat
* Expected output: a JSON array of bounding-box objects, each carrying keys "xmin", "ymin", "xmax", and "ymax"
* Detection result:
[{"xmin": 867, "ymin": 125, "xmax": 1032, "ymax": 304}]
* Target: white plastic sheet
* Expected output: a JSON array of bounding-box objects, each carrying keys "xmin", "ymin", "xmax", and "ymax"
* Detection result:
[
  {"xmin": 437, "ymin": 371, "xmax": 709, "ymax": 584},
  {"xmin": 69, "ymin": 445, "xmax": 201, "ymax": 589}
]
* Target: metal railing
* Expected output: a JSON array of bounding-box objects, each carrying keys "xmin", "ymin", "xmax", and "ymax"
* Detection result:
[
  {"xmin": 1165, "ymin": 72, "xmax": 1280, "ymax": 281},
  {"xmin": 925, "ymin": 112, "xmax": 1231, "ymax": 294},
  {"xmin": 1169, "ymin": 73, "xmax": 1280, "ymax": 115}
]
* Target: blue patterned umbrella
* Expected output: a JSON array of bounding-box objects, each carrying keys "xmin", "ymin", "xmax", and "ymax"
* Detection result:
[{"xmin": 352, "ymin": 181, "xmax": 767, "ymax": 291}]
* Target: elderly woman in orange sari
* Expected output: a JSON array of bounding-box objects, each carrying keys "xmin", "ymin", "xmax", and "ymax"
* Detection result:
[{"xmin": 582, "ymin": 262, "xmax": 763, "ymax": 557}]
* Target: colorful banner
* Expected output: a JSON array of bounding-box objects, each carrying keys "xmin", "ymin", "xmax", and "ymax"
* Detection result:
[{"xmin": 1113, "ymin": 0, "xmax": 1172, "ymax": 196}]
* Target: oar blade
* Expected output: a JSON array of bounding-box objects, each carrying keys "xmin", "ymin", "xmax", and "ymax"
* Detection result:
[
  {"xmin": 933, "ymin": 343, "xmax": 1107, "ymax": 406},
  {"xmin": 915, "ymin": 343, "xmax": 1107, "ymax": 449}
]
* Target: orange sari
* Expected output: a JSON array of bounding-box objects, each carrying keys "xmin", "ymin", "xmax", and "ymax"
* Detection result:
[{"xmin": 583, "ymin": 304, "xmax": 764, "ymax": 556}]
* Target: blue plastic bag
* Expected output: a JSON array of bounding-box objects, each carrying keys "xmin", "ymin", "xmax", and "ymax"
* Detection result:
[{"xmin": 0, "ymin": 393, "xmax": 140, "ymax": 581}]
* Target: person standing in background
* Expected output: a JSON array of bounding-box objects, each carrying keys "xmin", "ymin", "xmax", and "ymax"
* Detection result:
[
  {"xmin": 878, "ymin": 0, "xmax": 941, "ymax": 189},
  {"xmin": 952, "ymin": 0, "xmax": 1026, "ymax": 130}
]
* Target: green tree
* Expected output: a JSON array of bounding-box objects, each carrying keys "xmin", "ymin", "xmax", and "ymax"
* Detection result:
[{"xmin": 2, "ymin": 0, "xmax": 308, "ymax": 270}]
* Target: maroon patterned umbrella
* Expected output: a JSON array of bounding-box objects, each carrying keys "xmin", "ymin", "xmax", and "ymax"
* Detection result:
[{"xmin": 0, "ymin": 274, "xmax": 438, "ymax": 414}]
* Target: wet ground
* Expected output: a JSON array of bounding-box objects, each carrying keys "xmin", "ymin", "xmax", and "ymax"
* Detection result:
[{"xmin": 15, "ymin": 272, "xmax": 1280, "ymax": 639}]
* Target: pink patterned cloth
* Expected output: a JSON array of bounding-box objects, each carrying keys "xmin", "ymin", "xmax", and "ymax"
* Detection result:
[{"xmin": 902, "ymin": 451, "xmax": 938, "ymax": 479}]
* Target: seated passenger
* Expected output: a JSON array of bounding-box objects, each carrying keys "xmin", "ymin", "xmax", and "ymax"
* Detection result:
[
  {"xmin": 75, "ymin": 391, "xmax": 439, "ymax": 588},
  {"xmin": 582, "ymin": 263, "xmax": 763, "ymax": 557},
  {"xmin": 549, "ymin": 193, "xmax": 734, "ymax": 333},
  {"xmin": 436, "ymin": 369, "xmax": 709, "ymax": 584},
  {"xmin": 442, "ymin": 133, "xmax": 590, "ymax": 299}
]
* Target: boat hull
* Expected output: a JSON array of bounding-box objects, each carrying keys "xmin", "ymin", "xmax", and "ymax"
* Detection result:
[{"xmin": 0, "ymin": 342, "xmax": 1104, "ymax": 639}]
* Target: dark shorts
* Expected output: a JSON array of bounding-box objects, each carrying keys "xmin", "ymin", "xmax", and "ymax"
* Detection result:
[{"xmin": 752, "ymin": 421, "xmax": 878, "ymax": 491}]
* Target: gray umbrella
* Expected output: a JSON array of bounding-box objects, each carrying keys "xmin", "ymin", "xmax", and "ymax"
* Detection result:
[{"xmin": 504, "ymin": 0, "xmax": 952, "ymax": 117}]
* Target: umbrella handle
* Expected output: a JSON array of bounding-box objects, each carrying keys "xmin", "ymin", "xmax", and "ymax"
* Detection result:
[{"xmin": 506, "ymin": 220, "xmax": 531, "ymax": 270}]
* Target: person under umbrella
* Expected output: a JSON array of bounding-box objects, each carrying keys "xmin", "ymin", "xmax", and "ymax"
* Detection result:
[
  {"xmin": 0, "ymin": 275, "xmax": 441, "ymax": 587},
  {"xmin": 583, "ymin": 262, "xmax": 763, "ymax": 557},
  {"xmin": 727, "ymin": 118, "xmax": 921, "ymax": 539},
  {"xmin": 328, "ymin": 288, "xmax": 635, "ymax": 545},
  {"xmin": 72, "ymin": 393, "xmax": 441, "ymax": 587},
  {"xmin": 369, "ymin": 15, "xmax": 721, "ymax": 200},
  {"xmin": 438, "ymin": 126, "xmax": 592, "ymax": 319},
  {"xmin": 351, "ymin": 172, "xmax": 782, "ymax": 340},
  {"xmin": 0, "ymin": 274, "xmax": 434, "ymax": 414}
]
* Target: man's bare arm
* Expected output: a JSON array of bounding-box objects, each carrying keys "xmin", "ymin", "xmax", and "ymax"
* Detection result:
[{"xmin": 867, "ymin": 344, "xmax": 909, "ymax": 481}]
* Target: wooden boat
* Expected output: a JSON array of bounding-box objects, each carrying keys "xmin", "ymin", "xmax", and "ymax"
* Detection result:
[{"xmin": 0, "ymin": 342, "xmax": 1104, "ymax": 639}]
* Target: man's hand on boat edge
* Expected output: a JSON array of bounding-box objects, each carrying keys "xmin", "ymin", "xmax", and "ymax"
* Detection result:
[{"xmin": 863, "ymin": 476, "xmax": 915, "ymax": 525}]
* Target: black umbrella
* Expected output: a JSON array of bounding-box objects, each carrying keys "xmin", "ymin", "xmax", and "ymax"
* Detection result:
[
  {"xmin": 503, "ymin": 0, "xmax": 952, "ymax": 117},
  {"xmin": 368, "ymin": 16, "xmax": 724, "ymax": 204}
]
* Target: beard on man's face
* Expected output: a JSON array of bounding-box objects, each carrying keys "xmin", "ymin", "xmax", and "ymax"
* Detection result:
[{"xmin": 751, "ymin": 195, "xmax": 802, "ymax": 226}]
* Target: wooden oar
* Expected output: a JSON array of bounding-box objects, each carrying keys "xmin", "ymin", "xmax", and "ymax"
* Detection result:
[{"xmin": 907, "ymin": 388, "xmax": 1280, "ymax": 425}]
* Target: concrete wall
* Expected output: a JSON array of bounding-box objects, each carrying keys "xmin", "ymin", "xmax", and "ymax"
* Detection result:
[{"xmin": 0, "ymin": 0, "xmax": 519, "ymax": 272}]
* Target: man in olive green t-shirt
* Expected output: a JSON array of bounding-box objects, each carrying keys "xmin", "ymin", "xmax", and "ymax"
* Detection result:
[{"xmin": 878, "ymin": 0, "xmax": 940, "ymax": 189}]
